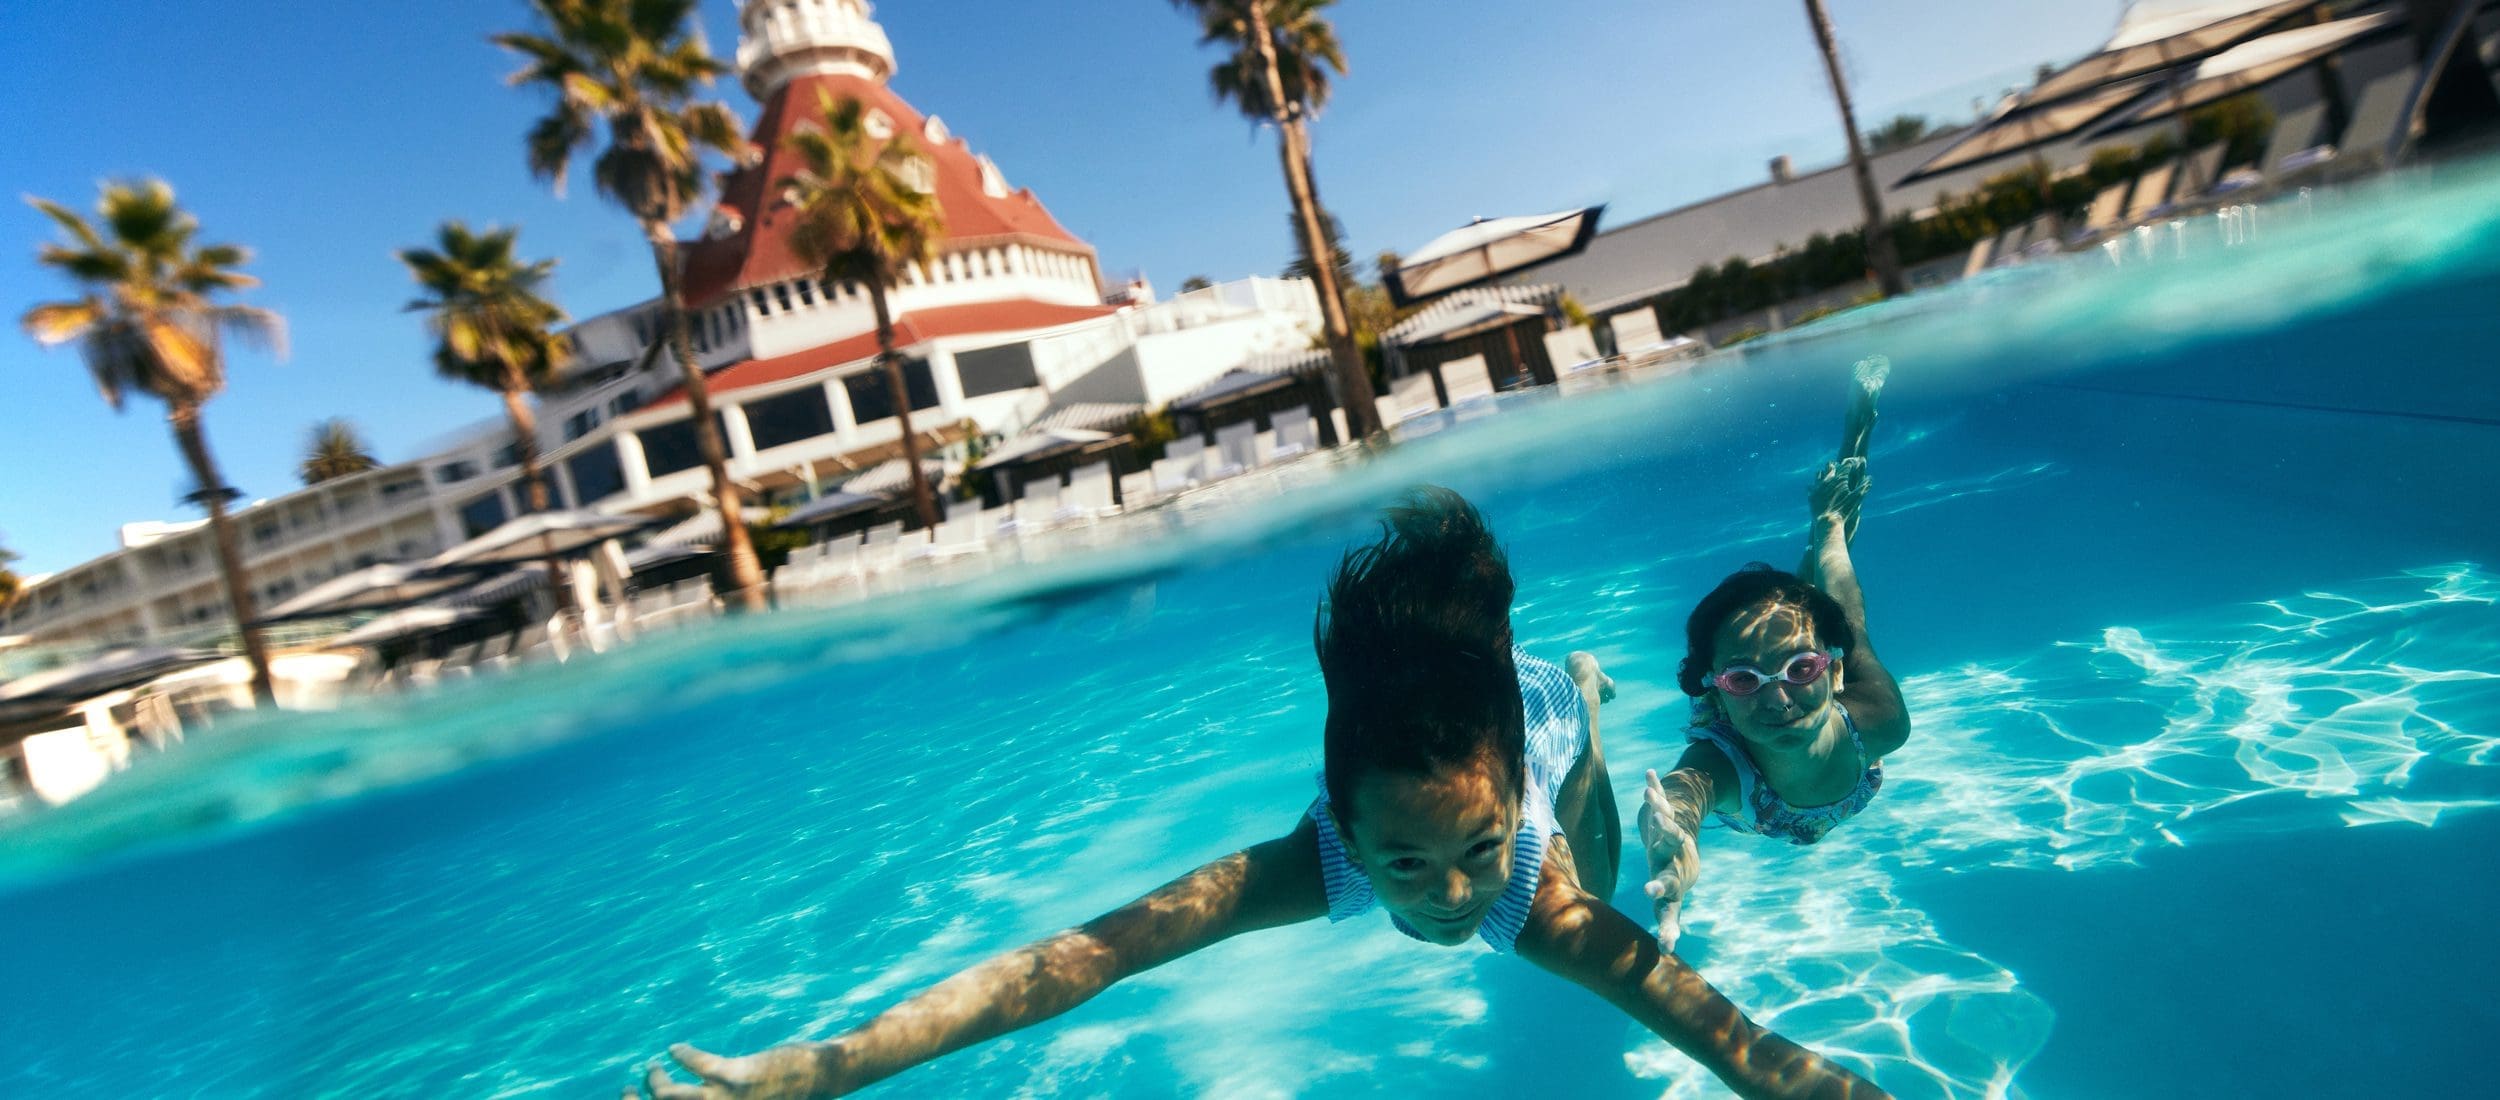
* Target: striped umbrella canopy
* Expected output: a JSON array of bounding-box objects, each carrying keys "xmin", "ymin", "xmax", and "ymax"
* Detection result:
[
  {"xmin": 256, "ymin": 561, "xmax": 494, "ymax": 624},
  {"xmin": 2028, "ymin": 0, "xmax": 2315, "ymax": 105},
  {"xmin": 2082, "ymin": 11, "xmax": 2407, "ymax": 137},
  {"xmin": 1897, "ymin": 0, "xmax": 2317, "ymax": 185},
  {"xmin": 1898, "ymin": 78, "xmax": 2166, "ymax": 184},
  {"xmin": 431, "ymin": 510, "xmax": 661, "ymax": 568},
  {"xmin": 323, "ymin": 606, "xmax": 490, "ymax": 650},
  {"xmin": 1387, "ymin": 207, "xmax": 1604, "ymax": 307}
]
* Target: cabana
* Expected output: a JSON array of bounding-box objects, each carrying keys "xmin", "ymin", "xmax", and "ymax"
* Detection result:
[
  {"xmin": 973, "ymin": 407, "xmax": 1139, "ymax": 509},
  {"xmin": 1382, "ymin": 285, "xmax": 1566, "ymax": 398},
  {"xmin": 1167, "ymin": 368, "xmax": 1324, "ymax": 446},
  {"xmin": 772, "ymin": 489, "xmax": 892, "ymax": 543}
]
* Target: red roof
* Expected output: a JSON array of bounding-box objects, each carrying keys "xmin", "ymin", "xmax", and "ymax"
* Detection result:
[
  {"xmin": 680, "ymin": 72, "xmax": 1093, "ymax": 306},
  {"xmin": 640, "ymin": 298, "xmax": 1119, "ymax": 410}
]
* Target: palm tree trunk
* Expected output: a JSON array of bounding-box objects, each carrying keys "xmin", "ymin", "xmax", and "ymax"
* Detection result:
[
  {"xmin": 1247, "ymin": 2, "xmax": 1381, "ymax": 438},
  {"xmin": 645, "ymin": 221, "xmax": 769, "ymax": 613},
  {"xmin": 867, "ymin": 277, "xmax": 939, "ymax": 531},
  {"xmin": 1804, "ymin": 0, "xmax": 1908, "ymax": 298},
  {"xmin": 169, "ymin": 403, "xmax": 275, "ymax": 705},
  {"xmin": 500, "ymin": 385, "xmax": 572, "ymax": 616}
]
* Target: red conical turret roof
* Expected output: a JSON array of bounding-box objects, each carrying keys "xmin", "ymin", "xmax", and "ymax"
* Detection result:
[{"xmin": 680, "ymin": 72, "xmax": 1092, "ymax": 307}]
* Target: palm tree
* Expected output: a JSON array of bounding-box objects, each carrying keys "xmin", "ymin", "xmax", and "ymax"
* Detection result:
[
  {"xmin": 19, "ymin": 180, "xmax": 282, "ymax": 703},
  {"xmin": 1176, "ymin": 0, "xmax": 1383, "ymax": 438},
  {"xmin": 300, "ymin": 417, "xmax": 380, "ymax": 485},
  {"xmin": 779, "ymin": 91, "xmax": 947, "ymax": 531},
  {"xmin": 1802, "ymin": 0, "xmax": 1907, "ymax": 298},
  {"xmin": 495, "ymin": 0, "xmax": 768, "ymax": 612},
  {"xmin": 396, "ymin": 222, "xmax": 569, "ymax": 516},
  {"xmin": 0, "ymin": 541, "xmax": 23, "ymax": 610}
]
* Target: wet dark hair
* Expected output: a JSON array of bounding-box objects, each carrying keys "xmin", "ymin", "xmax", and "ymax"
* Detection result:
[
  {"xmin": 1316, "ymin": 487, "xmax": 1524, "ymax": 823},
  {"xmin": 1677, "ymin": 563, "xmax": 1858, "ymax": 697}
]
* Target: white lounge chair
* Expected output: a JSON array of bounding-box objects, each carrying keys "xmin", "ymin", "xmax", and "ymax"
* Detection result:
[
  {"xmin": 1542, "ymin": 326, "xmax": 1601, "ymax": 373},
  {"xmin": 1387, "ymin": 372, "xmax": 1440, "ymax": 422},
  {"xmin": 2123, "ymin": 161, "xmax": 2178, "ymax": 223},
  {"xmin": 1060, "ymin": 463, "xmax": 1117, "ymax": 520},
  {"xmin": 1268, "ymin": 405, "xmax": 1317, "ymax": 460},
  {"xmin": 1440, "ymin": 355, "xmax": 1497, "ymax": 405},
  {"xmin": 1119, "ymin": 469, "xmax": 1159, "ymax": 506},
  {"xmin": 1020, "ymin": 476, "xmax": 1061, "ymax": 513},
  {"xmin": 1206, "ymin": 422, "xmax": 1259, "ymax": 480},
  {"xmin": 1150, "ymin": 454, "xmax": 1201, "ymax": 493}
]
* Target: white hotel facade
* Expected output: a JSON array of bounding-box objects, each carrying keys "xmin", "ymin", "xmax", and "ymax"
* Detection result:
[{"xmin": 4, "ymin": 0, "xmax": 1320, "ymax": 648}]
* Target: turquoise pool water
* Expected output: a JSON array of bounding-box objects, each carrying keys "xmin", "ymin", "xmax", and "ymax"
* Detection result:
[{"xmin": 5, "ymin": 166, "xmax": 2499, "ymax": 1098}]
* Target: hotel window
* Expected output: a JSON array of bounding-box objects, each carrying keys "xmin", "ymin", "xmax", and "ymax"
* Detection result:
[
  {"xmin": 694, "ymin": 319, "xmax": 710, "ymax": 353},
  {"xmin": 564, "ymin": 409, "xmax": 599, "ymax": 442},
  {"xmin": 772, "ymin": 283, "xmax": 794, "ymax": 312},
  {"xmin": 435, "ymin": 460, "xmax": 478, "ymax": 485},
  {"xmin": 820, "ymin": 278, "xmax": 839, "ymax": 301},
  {"xmin": 608, "ymin": 388, "xmax": 643, "ymax": 416},
  {"xmin": 795, "ymin": 279, "xmax": 815, "ymax": 307},
  {"xmin": 955, "ymin": 343, "xmax": 1039, "ymax": 398},
  {"xmin": 742, "ymin": 387, "xmax": 835, "ymax": 451},
  {"xmin": 842, "ymin": 358, "xmax": 940, "ymax": 423},
  {"xmin": 566, "ymin": 446, "xmax": 626, "ymax": 505},
  {"xmin": 459, "ymin": 493, "xmax": 508, "ymax": 540},
  {"xmin": 752, "ymin": 288, "xmax": 772, "ymax": 317},
  {"xmin": 632, "ymin": 315, "xmax": 651, "ymax": 345},
  {"xmin": 637, "ymin": 416, "xmax": 724, "ymax": 479}
]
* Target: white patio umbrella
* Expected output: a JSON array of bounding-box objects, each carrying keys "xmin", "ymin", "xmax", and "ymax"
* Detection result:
[
  {"xmin": 256, "ymin": 562, "xmax": 489, "ymax": 624},
  {"xmin": 324, "ymin": 606, "xmax": 489, "ymax": 650},
  {"xmin": 770, "ymin": 490, "xmax": 889, "ymax": 530},
  {"xmin": 1898, "ymin": 0, "xmax": 2316, "ymax": 185},
  {"xmin": 431, "ymin": 510, "xmax": 661, "ymax": 568},
  {"xmin": 1387, "ymin": 207, "xmax": 1604, "ymax": 307},
  {"xmin": 2082, "ymin": 11, "xmax": 2405, "ymax": 137},
  {"xmin": 841, "ymin": 459, "xmax": 947, "ymax": 497},
  {"xmin": 0, "ymin": 647, "xmax": 223, "ymax": 719},
  {"xmin": 2027, "ymin": 0, "xmax": 2315, "ymax": 106},
  {"xmin": 1899, "ymin": 78, "xmax": 2165, "ymax": 184},
  {"xmin": 972, "ymin": 428, "xmax": 1115, "ymax": 471}
]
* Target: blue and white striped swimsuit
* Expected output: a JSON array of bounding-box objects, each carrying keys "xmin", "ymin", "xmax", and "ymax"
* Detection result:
[{"xmin": 1306, "ymin": 650, "xmax": 1588, "ymax": 953}]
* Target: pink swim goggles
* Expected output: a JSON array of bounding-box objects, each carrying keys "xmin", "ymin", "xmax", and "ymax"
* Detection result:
[{"xmin": 1707, "ymin": 649, "xmax": 1842, "ymax": 697}]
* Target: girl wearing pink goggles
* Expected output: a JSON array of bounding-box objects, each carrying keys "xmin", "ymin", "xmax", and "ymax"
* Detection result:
[{"xmin": 1637, "ymin": 363, "xmax": 1914, "ymax": 952}]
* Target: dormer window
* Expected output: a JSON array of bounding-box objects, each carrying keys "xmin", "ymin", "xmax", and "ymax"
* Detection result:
[
  {"xmin": 924, "ymin": 115, "xmax": 949, "ymax": 144},
  {"xmin": 896, "ymin": 154, "xmax": 936, "ymax": 195},
  {"xmin": 976, "ymin": 155, "xmax": 1010, "ymax": 199},
  {"xmin": 705, "ymin": 208, "xmax": 745, "ymax": 240},
  {"xmin": 864, "ymin": 109, "xmax": 894, "ymax": 140}
]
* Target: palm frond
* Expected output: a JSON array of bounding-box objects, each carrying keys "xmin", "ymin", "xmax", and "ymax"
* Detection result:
[
  {"xmin": 24, "ymin": 196, "xmax": 107, "ymax": 253},
  {"xmin": 20, "ymin": 298, "xmax": 101, "ymax": 346},
  {"xmin": 524, "ymin": 106, "xmax": 593, "ymax": 192},
  {"xmin": 211, "ymin": 305, "xmax": 286, "ymax": 359}
]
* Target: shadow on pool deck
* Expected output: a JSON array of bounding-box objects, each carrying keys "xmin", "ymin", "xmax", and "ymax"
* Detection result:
[{"xmin": 1910, "ymin": 808, "xmax": 2500, "ymax": 1098}]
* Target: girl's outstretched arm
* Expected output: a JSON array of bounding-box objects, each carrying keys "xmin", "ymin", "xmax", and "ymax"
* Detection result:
[
  {"xmin": 1518, "ymin": 843, "xmax": 1891, "ymax": 1100},
  {"xmin": 634, "ymin": 818, "xmax": 1330, "ymax": 1099}
]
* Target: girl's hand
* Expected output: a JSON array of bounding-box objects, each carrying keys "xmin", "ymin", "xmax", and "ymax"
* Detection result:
[
  {"xmin": 630, "ymin": 1040, "xmax": 850, "ymax": 1100},
  {"xmin": 1639, "ymin": 769, "xmax": 1702, "ymax": 950}
]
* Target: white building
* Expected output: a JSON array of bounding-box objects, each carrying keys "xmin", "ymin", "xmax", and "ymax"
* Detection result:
[{"xmin": 3, "ymin": 0, "xmax": 1318, "ymax": 647}]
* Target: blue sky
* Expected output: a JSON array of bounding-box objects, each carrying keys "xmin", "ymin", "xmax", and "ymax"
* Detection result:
[{"xmin": 0, "ymin": 0, "xmax": 2140, "ymax": 575}]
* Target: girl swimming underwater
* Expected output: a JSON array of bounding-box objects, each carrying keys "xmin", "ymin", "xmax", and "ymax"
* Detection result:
[
  {"xmin": 631, "ymin": 488, "xmax": 1888, "ymax": 1099},
  {"xmin": 1640, "ymin": 363, "xmax": 1913, "ymax": 948}
]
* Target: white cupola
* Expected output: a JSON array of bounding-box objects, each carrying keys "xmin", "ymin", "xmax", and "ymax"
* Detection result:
[{"xmin": 735, "ymin": 0, "xmax": 897, "ymax": 98}]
